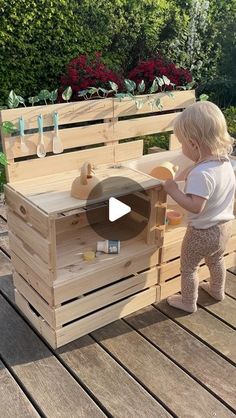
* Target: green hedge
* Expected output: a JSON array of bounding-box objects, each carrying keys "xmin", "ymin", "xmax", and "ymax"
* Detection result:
[{"xmin": 0, "ymin": 0, "xmax": 235, "ymax": 105}]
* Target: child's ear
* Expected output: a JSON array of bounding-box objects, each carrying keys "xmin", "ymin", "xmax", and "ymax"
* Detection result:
[{"xmin": 189, "ymin": 138, "xmax": 198, "ymax": 149}]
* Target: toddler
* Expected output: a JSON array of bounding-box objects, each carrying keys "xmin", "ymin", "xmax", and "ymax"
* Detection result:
[{"xmin": 164, "ymin": 101, "xmax": 235, "ymax": 313}]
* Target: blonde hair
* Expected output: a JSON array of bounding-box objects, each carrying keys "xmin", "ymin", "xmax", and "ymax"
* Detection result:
[{"xmin": 173, "ymin": 101, "xmax": 234, "ymax": 158}]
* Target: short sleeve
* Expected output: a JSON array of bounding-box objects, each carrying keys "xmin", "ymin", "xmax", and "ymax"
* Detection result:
[{"xmin": 185, "ymin": 171, "xmax": 215, "ymax": 199}]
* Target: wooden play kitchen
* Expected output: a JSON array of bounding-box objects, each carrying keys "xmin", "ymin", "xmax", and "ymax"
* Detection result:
[{"xmin": 1, "ymin": 89, "xmax": 236, "ymax": 348}]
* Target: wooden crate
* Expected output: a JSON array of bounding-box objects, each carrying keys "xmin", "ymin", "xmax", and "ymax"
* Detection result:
[{"xmin": 1, "ymin": 91, "xmax": 196, "ymax": 348}]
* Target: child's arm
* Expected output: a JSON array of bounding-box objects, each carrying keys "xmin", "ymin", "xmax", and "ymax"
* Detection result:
[{"xmin": 164, "ymin": 180, "xmax": 206, "ymax": 214}]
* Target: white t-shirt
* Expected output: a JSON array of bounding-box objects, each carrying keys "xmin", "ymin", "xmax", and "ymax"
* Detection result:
[{"xmin": 184, "ymin": 160, "xmax": 235, "ymax": 228}]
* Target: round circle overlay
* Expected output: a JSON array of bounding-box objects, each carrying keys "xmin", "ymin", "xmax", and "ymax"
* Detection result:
[{"xmin": 86, "ymin": 176, "xmax": 151, "ymax": 241}]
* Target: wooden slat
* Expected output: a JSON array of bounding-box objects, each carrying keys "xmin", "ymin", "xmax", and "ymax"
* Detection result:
[
  {"xmin": 13, "ymin": 272, "xmax": 55, "ymax": 328},
  {"xmin": 159, "ymin": 252, "xmax": 236, "ymax": 298},
  {"xmin": 169, "ymin": 133, "xmax": 180, "ymax": 150},
  {"xmin": 126, "ymin": 305, "xmax": 236, "ymax": 411},
  {"xmin": 159, "ymin": 237, "xmax": 236, "ymax": 282},
  {"xmin": 0, "ymin": 360, "xmax": 40, "ymax": 418},
  {"xmin": 55, "ymin": 267, "xmax": 158, "ymax": 326},
  {"xmin": 9, "ymin": 232, "xmax": 51, "ymax": 283},
  {"xmin": 4, "ymin": 121, "xmax": 115, "ymax": 159},
  {"xmin": 114, "ymin": 140, "xmax": 143, "ymax": 161},
  {"xmin": 0, "ymin": 100, "xmax": 114, "ymax": 128},
  {"xmin": 198, "ymin": 289, "xmax": 236, "ymax": 328},
  {"xmin": 0, "ymin": 293, "xmax": 105, "ymax": 417},
  {"xmin": 57, "ymin": 334, "xmax": 170, "ymax": 418},
  {"xmin": 113, "ymin": 113, "xmax": 178, "ymax": 141},
  {"xmin": 11, "ymin": 252, "xmax": 53, "ymax": 305},
  {"xmin": 157, "ymin": 300, "xmax": 236, "ymax": 363},
  {"xmin": 4, "ymin": 185, "xmax": 49, "ymax": 238},
  {"xmin": 54, "ymin": 246, "xmax": 159, "ymax": 304},
  {"xmin": 113, "ymin": 90, "xmax": 195, "ymax": 118},
  {"xmin": 56, "ymin": 288, "xmax": 158, "ymax": 347},
  {"xmin": 8, "ymin": 209, "xmax": 51, "ymax": 264},
  {"xmin": 92, "ymin": 318, "xmax": 234, "ymax": 418},
  {"xmin": 6, "ymin": 145, "xmax": 115, "ymax": 182}
]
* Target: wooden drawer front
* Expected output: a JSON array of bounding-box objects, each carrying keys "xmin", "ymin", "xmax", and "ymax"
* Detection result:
[
  {"xmin": 15, "ymin": 286, "xmax": 159, "ymax": 349},
  {"xmin": 13, "ymin": 267, "xmax": 159, "ymax": 329},
  {"xmin": 55, "ymin": 248, "xmax": 159, "ymax": 304}
]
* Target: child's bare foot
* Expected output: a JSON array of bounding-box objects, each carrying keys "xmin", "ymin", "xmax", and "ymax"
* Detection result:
[
  {"xmin": 200, "ymin": 282, "xmax": 224, "ymax": 301},
  {"xmin": 167, "ymin": 295, "xmax": 197, "ymax": 313}
]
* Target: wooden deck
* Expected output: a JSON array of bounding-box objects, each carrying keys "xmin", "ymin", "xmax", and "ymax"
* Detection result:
[{"xmin": 0, "ymin": 203, "xmax": 236, "ymax": 418}]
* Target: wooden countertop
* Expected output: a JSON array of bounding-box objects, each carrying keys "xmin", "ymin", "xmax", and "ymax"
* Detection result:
[{"xmin": 7, "ymin": 163, "xmax": 162, "ymax": 216}]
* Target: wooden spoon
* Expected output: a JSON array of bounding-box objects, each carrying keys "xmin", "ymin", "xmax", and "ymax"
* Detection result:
[
  {"xmin": 53, "ymin": 111, "xmax": 64, "ymax": 154},
  {"xmin": 37, "ymin": 114, "xmax": 46, "ymax": 158},
  {"xmin": 19, "ymin": 116, "xmax": 29, "ymax": 154}
]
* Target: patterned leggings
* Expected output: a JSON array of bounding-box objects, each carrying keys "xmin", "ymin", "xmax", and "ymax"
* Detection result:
[{"xmin": 180, "ymin": 221, "xmax": 232, "ymax": 304}]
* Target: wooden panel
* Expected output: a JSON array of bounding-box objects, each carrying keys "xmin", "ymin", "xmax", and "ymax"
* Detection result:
[
  {"xmin": 114, "ymin": 140, "xmax": 143, "ymax": 162},
  {"xmin": 113, "ymin": 113, "xmax": 178, "ymax": 141},
  {"xmin": 54, "ymin": 247, "xmax": 159, "ymax": 304},
  {"xmin": 56, "ymin": 287, "xmax": 158, "ymax": 347},
  {"xmin": 13, "ymin": 272, "xmax": 55, "ymax": 328},
  {"xmin": 57, "ymin": 334, "xmax": 170, "ymax": 418},
  {"xmin": 8, "ymin": 209, "xmax": 51, "ymax": 264},
  {"xmin": 0, "ymin": 360, "xmax": 40, "ymax": 418},
  {"xmin": 9, "ymin": 232, "xmax": 51, "ymax": 284},
  {"xmin": 0, "ymin": 292, "xmax": 105, "ymax": 417},
  {"xmin": 126, "ymin": 305, "xmax": 236, "ymax": 411},
  {"xmin": 56, "ymin": 208, "xmax": 107, "ymax": 234},
  {"xmin": 5, "ymin": 185, "xmax": 49, "ymax": 238},
  {"xmin": 113, "ymin": 90, "xmax": 195, "ymax": 118},
  {"xmin": 92, "ymin": 317, "xmax": 233, "ymax": 418},
  {"xmin": 159, "ymin": 253, "xmax": 236, "ymax": 299},
  {"xmin": 159, "ymin": 237, "xmax": 236, "ymax": 282},
  {"xmin": 0, "ymin": 99, "xmax": 114, "ymax": 128},
  {"xmin": 11, "ymin": 252, "xmax": 53, "ymax": 305},
  {"xmin": 4, "ymin": 121, "xmax": 115, "ymax": 159},
  {"xmin": 157, "ymin": 299, "xmax": 236, "ymax": 363},
  {"xmin": 169, "ymin": 133, "xmax": 180, "ymax": 150},
  {"xmin": 55, "ymin": 267, "xmax": 158, "ymax": 326},
  {"xmin": 6, "ymin": 145, "xmax": 115, "ymax": 182}
]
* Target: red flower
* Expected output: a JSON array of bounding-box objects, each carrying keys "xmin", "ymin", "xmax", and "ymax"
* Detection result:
[
  {"xmin": 60, "ymin": 53, "xmax": 123, "ymax": 100},
  {"xmin": 128, "ymin": 55, "xmax": 192, "ymax": 91}
]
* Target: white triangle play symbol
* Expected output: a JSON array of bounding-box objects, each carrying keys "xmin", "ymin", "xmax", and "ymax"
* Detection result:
[{"xmin": 109, "ymin": 197, "xmax": 131, "ymax": 222}]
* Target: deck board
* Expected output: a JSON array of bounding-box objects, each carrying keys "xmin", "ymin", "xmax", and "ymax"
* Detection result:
[
  {"xmin": 0, "ymin": 293, "xmax": 105, "ymax": 418},
  {"xmin": 157, "ymin": 301, "xmax": 236, "ymax": 363},
  {"xmin": 198, "ymin": 288, "xmax": 236, "ymax": 328},
  {"xmin": 91, "ymin": 319, "xmax": 235, "ymax": 417},
  {"xmin": 225, "ymin": 271, "xmax": 236, "ymax": 299},
  {"xmin": 57, "ymin": 335, "xmax": 170, "ymax": 418},
  {"xmin": 125, "ymin": 305, "xmax": 236, "ymax": 411},
  {"xmin": 0, "ymin": 360, "xmax": 40, "ymax": 418}
]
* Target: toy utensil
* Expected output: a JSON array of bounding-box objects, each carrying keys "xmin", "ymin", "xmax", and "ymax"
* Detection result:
[
  {"xmin": 37, "ymin": 114, "xmax": 46, "ymax": 158},
  {"xmin": 53, "ymin": 111, "xmax": 64, "ymax": 154},
  {"xmin": 19, "ymin": 116, "xmax": 29, "ymax": 153}
]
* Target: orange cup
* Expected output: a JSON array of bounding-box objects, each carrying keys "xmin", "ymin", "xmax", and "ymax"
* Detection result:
[{"xmin": 166, "ymin": 210, "xmax": 183, "ymax": 225}]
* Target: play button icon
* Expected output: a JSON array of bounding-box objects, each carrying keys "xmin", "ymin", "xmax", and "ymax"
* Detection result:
[
  {"xmin": 86, "ymin": 175, "xmax": 151, "ymax": 241},
  {"xmin": 109, "ymin": 197, "xmax": 131, "ymax": 222}
]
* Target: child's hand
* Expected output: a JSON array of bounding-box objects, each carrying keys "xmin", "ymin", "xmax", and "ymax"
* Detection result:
[{"xmin": 164, "ymin": 179, "xmax": 179, "ymax": 194}]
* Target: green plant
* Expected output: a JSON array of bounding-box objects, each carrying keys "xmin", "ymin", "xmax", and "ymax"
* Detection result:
[
  {"xmin": 0, "ymin": 152, "xmax": 7, "ymax": 194},
  {"xmin": 223, "ymin": 107, "xmax": 236, "ymax": 139}
]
